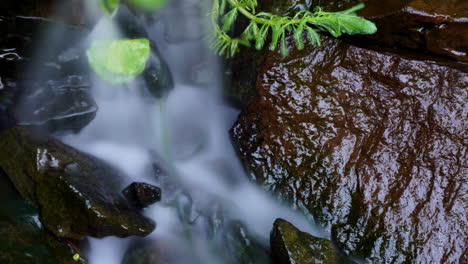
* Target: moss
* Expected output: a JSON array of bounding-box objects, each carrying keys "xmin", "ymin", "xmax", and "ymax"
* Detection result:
[
  {"xmin": 0, "ymin": 127, "xmax": 155, "ymax": 240},
  {"xmin": 271, "ymin": 219, "xmax": 347, "ymax": 264}
]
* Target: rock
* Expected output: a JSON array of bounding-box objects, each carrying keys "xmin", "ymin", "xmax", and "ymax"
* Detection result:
[
  {"xmin": 231, "ymin": 35, "xmax": 467, "ymax": 262},
  {"xmin": 0, "ymin": 16, "xmax": 90, "ymax": 79},
  {"xmin": 223, "ymin": 221, "xmax": 272, "ymax": 264},
  {"xmin": 0, "ymin": 0, "xmax": 86, "ymax": 25},
  {"xmin": 270, "ymin": 219, "xmax": 343, "ymax": 264},
  {"xmin": 121, "ymin": 239, "xmax": 192, "ymax": 264},
  {"xmin": 13, "ymin": 76, "xmax": 97, "ymax": 133},
  {"xmin": 123, "ymin": 182, "xmax": 162, "ymax": 209},
  {"xmin": 0, "ymin": 16, "xmax": 96, "ymax": 133},
  {"xmin": 317, "ymin": 0, "xmax": 468, "ymax": 62},
  {"xmin": 0, "ymin": 168, "xmax": 87, "ymax": 264},
  {"xmin": 0, "ymin": 127, "xmax": 156, "ymax": 240}
]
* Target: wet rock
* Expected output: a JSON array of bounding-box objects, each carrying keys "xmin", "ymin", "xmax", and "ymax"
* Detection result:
[
  {"xmin": 0, "ymin": 168, "xmax": 87, "ymax": 264},
  {"xmin": 0, "ymin": 16, "xmax": 90, "ymax": 79},
  {"xmin": 13, "ymin": 76, "xmax": 97, "ymax": 133},
  {"xmin": 123, "ymin": 182, "xmax": 162, "ymax": 209},
  {"xmin": 223, "ymin": 220, "xmax": 271, "ymax": 264},
  {"xmin": 0, "ymin": 127, "xmax": 156, "ymax": 240},
  {"xmin": 223, "ymin": 47, "xmax": 263, "ymax": 108},
  {"xmin": 121, "ymin": 239, "xmax": 192, "ymax": 264},
  {"xmin": 0, "ymin": 0, "xmax": 86, "ymax": 25},
  {"xmin": 0, "ymin": 16, "xmax": 96, "ymax": 133},
  {"xmin": 270, "ymin": 219, "xmax": 343, "ymax": 264},
  {"xmin": 257, "ymin": 0, "xmax": 315, "ymax": 16},
  {"xmin": 231, "ymin": 35, "xmax": 468, "ymax": 262},
  {"xmin": 317, "ymin": 0, "xmax": 468, "ymax": 62}
]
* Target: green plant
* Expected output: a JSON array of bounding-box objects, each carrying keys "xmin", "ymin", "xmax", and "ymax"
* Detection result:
[
  {"xmin": 87, "ymin": 39, "xmax": 150, "ymax": 83},
  {"xmin": 210, "ymin": 0, "xmax": 377, "ymax": 57},
  {"xmin": 89, "ymin": 0, "xmax": 377, "ymax": 84}
]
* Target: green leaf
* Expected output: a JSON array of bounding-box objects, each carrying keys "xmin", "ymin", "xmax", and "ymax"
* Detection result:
[
  {"xmin": 305, "ymin": 26, "xmax": 321, "ymax": 46},
  {"xmin": 99, "ymin": 0, "xmax": 120, "ymax": 17},
  {"xmin": 293, "ymin": 23, "xmax": 305, "ymax": 50},
  {"xmin": 334, "ymin": 14, "xmax": 377, "ymax": 35},
  {"xmin": 255, "ymin": 24, "xmax": 270, "ymax": 50},
  {"xmin": 222, "ymin": 8, "xmax": 238, "ymax": 31},
  {"xmin": 87, "ymin": 39, "xmax": 151, "ymax": 84},
  {"xmin": 269, "ymin": 24, "xmax": 282, "ymax": 50},
  {"xmin": 280, "ymin": 33, "xmax": 288, "ymax": 56},
  {"xmin": 127, "ymin": 0, "xmax": 167, "ymax": 11}
]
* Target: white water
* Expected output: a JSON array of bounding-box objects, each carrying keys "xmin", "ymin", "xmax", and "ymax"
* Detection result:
[{"xmin": 58, "ymin": 0, "xmax": 323, "ymax": 263}]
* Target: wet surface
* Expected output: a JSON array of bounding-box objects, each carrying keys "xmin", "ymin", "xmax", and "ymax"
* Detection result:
[
  {"xmin": 231, "ymin": 35, "xmax": 468, "ymax": 262},
  {"xmin": 0, "ymin": 127, "xmax": 156, "ymax": 240},
  {"xmin": 0, "ymin": 168, "xmax": 87, "ymax": 264},
  {"xmin": 0, "ymin": 16, "xmax": 95, "ymax": 133},
  {"xmin": 319, "ymin": 0, "xmax": 468, "ymax": 62},
  {"xmin": 270, "ymin": 218, "xmax": 343, "ymax": 264}
]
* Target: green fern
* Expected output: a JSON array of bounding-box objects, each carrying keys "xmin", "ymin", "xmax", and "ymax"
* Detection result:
[{"xmin": 210, "ymin": 0, "xmax": 377, "ymax": 57}]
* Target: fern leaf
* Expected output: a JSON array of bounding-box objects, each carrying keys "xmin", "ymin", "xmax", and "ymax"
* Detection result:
[
  {"xmin": 305, "ymin": 26, "xmax": 321, "ymax": 46},
  {"xmin": 222, "ymin": 8, "xmax": 238, "ymax": 31},
  {"xmin": 293, "ymin": 22, "xmax": 306, "ymax": 50},
  {"xmin": 243, "ymin": 21, "xmax": 259, "ymax": 40},
  {"xmin": 269, "ymin": 24, "xmax": 282, "ymax": 50},
  {"xmin": 280, "ymin": 33, "xmax": 288, "ymax": 56},
  {"xmin": 255, "ymin": 24, "xmax": 270, "ymax": 50}
]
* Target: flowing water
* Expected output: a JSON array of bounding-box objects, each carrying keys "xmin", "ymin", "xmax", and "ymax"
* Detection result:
[{"xmin": 38, "ymin": 0, "xmax": 324, "ymax": 263}]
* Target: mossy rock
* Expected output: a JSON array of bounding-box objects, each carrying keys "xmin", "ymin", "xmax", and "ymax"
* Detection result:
[
  {"xmin": 0, "ymin": 127, "xmax": 155, "ymax": 240},
  {"xmin": 0, "ymin": 168, "xmax": 86, "ymax": 264},
  {"xmin": 270, "ymin": 219, "xmax": 345, "ymax": 264}
]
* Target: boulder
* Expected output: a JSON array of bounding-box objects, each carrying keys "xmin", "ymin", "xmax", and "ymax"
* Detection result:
[
  {"xmin": 0, "ymin": 17, "xmax": 96, "ymax": 133},
  {"xmin": 231, "ymin": 35, "xmax": 467, "ymax": 262},
  {"xmin": 0, "ymin": 127, "xmax": 156, "ymax": 240},
  {"xmin": 270, "ymin": 219, "xmax": 344, "ymax": 264},
  {"xmin": 0, "ymin": 168, "xmax": 87, "ymax": 264}
]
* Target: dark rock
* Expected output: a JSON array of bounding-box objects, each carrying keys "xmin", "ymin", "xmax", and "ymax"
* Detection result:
[
  {"xmin": 270, "ymin": 219, "xmax": 344, "ymax": 264},
  {"xmin": 0, "ymin": 0, "xmax": 87, "ymax": 26},
  {"xmin": 0, "ymin": 16, "xmax": 90, "ymax": 80},
  {"xmin": 0, "ymin": 16, "xmax": 96, "ymax": 133},
  {"xmin": 0, "ymin": 127, "xmax": 156, "ymax": 240},
  {"xmin": 123, "ymin": 182, "xmax": 162, "ymax": 209},
  {"xmin": 231, "ymin": 35, "xmax": 467, "ymax": 262},
  {"xmin": 257, "ymin": 0, "xmax": 315, "ymax": 16},
  {"xmin": 317, "ymin": 0, "xmax": 468, "ymax": 62},
  {"xmin": 13, "ymin": 76, "xmax": 97, "ymax": 133},
  {"xmin": 223, "ymin": 220, "xmax": 272, "ymax": 264},
  {"xmin": 121, "ymin": 239, "xmax": 192, "ymax": 264},
  {"xmin": 0, "ymin": 168, "xmax": 87, "ymax": 264}
]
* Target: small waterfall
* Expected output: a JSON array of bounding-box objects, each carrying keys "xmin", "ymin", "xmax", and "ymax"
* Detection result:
[{"xmin": 53, "ymin": 0, "xmax": 324, "ymax": 263}]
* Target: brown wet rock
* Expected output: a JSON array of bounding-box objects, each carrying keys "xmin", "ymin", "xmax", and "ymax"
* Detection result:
[
  {"xmin": 318, "ymin": 0, "xmax": 468, "ymax": 62},
  {"xmin": 0, "ymin": 168, "xmax": 87, "ymax": 264},
  {"xmin": 0, "ymin": 127, "xmax": 155, "ymax": 240},
  {"xmin": 270, "ymin": 219, "xmax": 345, "ymax": 264},
  {"xmin": 231, "ymin": 35, "xmax": 468, "ymax": 262}
]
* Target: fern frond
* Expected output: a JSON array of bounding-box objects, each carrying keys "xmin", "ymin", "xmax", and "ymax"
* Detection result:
[{"xmin": 211, "ymin": 0, "xmax": 377, "ymax": 57}]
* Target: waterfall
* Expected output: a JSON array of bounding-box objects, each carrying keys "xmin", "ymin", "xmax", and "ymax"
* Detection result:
[{"xmin": 57, "ymin": 0, "xmax": 322, "ymax": 263}]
